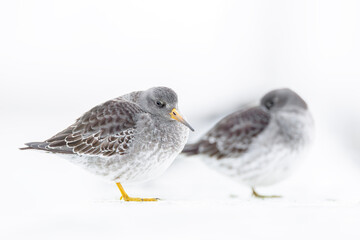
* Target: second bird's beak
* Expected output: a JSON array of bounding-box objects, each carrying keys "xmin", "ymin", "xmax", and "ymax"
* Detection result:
[{"xmin": 170, "ymin": 108, "xmax": 194, "ymax": 132}]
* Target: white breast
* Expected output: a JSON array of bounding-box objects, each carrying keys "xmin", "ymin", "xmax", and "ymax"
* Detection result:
[{"xmin": 115, "ymin": 117, "xmax": 189, "ymax": 184}]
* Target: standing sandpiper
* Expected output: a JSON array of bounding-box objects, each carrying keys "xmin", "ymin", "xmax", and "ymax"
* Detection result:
[
  {"xmin": 21, "ymin": 86, "xmax": 194, "ymax": 202},
  {"xmin": 182, "ymin": 88, "xmax": 313, "ymax": 198}
]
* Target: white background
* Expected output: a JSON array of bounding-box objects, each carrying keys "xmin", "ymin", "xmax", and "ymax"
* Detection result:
[{"xmin": 1, "ymin": 0, "xmax": 360, "ymax": 239}]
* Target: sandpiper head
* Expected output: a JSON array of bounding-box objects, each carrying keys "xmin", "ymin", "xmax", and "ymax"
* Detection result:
[
  {"xmin": 140, "ymin": 87, "xmax": 194, "ymax": 131},
  {"xmin": 260, "ymin": 88, "xmax": 308, "ymax": 112}
]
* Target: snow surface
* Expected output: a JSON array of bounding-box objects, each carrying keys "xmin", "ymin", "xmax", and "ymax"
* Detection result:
[
  {"xmin": 1, "ymin": 0, "xmax": 360, "ymax": 239},
  {"xmin": 1, "ymin": 108, "xmax": 360, "ymax": 240}
]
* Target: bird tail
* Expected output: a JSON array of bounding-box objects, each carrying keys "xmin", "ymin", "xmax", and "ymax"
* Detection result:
[
  {"xmin": 181, "ymin": 143, "xmax": 200, "ymax": 156},
  {"xmin": 19, "ymin": 142, "xmax": 49, "ymax": 151}
]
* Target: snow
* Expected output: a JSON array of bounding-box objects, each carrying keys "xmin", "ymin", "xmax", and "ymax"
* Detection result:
[
  {"xmin": 1, "ymin": 0, "xmax": 360, "ymax": 239},
  {"xmin": 1, "ymin": 110, "xmax": 360, "ymax": 239}
]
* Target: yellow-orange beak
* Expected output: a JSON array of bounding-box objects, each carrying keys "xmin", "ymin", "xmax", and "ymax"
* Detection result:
[{"xmin": 170, "ymin": 108, "xmax": 194, "ymax": 132}]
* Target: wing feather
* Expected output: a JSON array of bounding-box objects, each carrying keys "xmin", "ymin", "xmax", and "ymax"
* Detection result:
[
  {"xmin": 183, "ymin": 107, "xmax": 270, "ymax": 159},
  {"xmin": 27, "ymin": 98, "xmax": 145, "ymax": 156}
]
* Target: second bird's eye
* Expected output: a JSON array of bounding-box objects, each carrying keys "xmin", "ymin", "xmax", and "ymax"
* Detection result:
[
  {"xmin": 265, "ymin": 100, "xmax": 274, "ymax": 110},
  {"xmin": 156, "ymin": 101, "xmax": 165, "ymax": 108}
]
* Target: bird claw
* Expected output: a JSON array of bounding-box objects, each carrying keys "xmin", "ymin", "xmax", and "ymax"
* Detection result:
[{"xmin": 120, "ymin": 196, "xmax": 159, "ymax": 202}]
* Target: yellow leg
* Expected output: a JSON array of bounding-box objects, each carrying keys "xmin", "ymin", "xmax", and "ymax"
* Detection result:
[
  {"xmin": 116, "ymin": 182, "xmax": 158, "ymax": 202},
  {"xmin": 252, "ymin": 187, "xmax": 281, "ymax": 199}
]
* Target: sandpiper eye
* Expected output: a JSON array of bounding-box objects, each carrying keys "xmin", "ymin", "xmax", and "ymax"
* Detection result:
[
  {"xmin": 265, "ymin": 100, "xmax": 274, "ymax": 110},
  {"xmin": 156, "ymin": 101, "xmax": 165, "ymax": 108}
]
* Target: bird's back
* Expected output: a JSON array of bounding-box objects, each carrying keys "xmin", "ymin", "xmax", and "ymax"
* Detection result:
[
  {"xmin": 21, "ymin": 93, "xmax": 144, "ymax": 157},
  {"xmin": 182, "ymin": 106, "xmax": 271, "ymax": 159}
]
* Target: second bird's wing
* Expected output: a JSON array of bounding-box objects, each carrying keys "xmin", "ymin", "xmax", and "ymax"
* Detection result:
[{"xmin": 182, "ymin": 106, "xmax": 270, "ymax": 159}]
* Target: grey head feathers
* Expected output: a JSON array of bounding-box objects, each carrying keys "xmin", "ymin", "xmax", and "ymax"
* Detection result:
[
  {"xmin": 260, "ymin": 88, "xmax": 307, "ymax": 112},
  {"xmin": 139, "ymin": 87, "xmax": 179, "ymax": 120}
]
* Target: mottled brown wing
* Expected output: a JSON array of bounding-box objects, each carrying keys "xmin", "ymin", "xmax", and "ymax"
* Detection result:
[
  {"xmin": 42, "ymin": 98, "xmax": 145, "ymax": 156},
  {"xmin": 182, "ymin": 107, "xmax": 270, "ymax": 159}
]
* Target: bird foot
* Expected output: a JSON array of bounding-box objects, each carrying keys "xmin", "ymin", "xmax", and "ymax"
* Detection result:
[
  {"xmin": 252, "ymin": 188, "xmax": 281, "ymax": 199},
  {"xmin": 120, "ymin": 196, "xmax": 159, "ymax": 202},
  {"xmin": 116, "ymin": 182, "xmax": 159, "ymax": 202}
]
